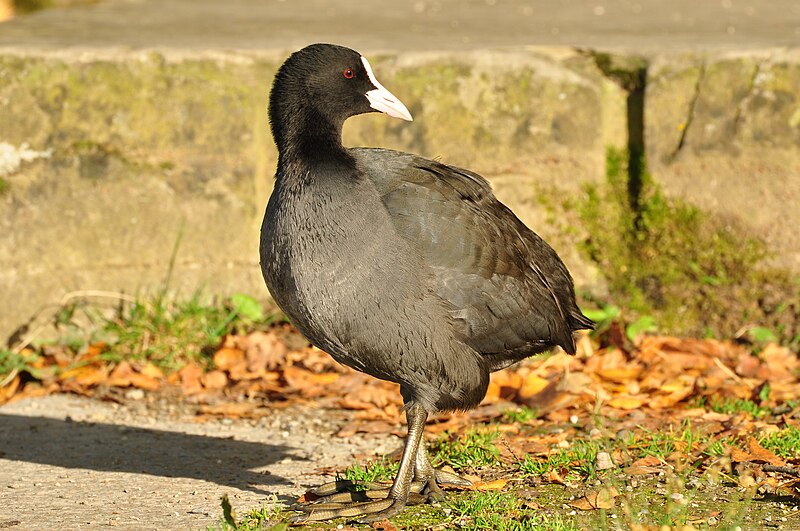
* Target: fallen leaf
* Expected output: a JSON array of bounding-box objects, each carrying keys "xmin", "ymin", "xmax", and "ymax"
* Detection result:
[
  {"xmin": 201, "ymin": 370, "xmax": 228, "ymax": 390},
  {"xmin": 0, "ymin": 374, "xmax": 20, "ymax": 402},
  {"xmin": 108, "ymin": 361, "xmax": 134, "ymax": 387},
  {"xmin": 336, "ymin": 420, "xmax": 396, "ymax": 438},
  {"xmin": 518, "ymin": 374, "xmax": 550, "ymax": 399},
  {"xmin": 140, "ymin": 363, "xmax": 164, "ymax": 379},
  {"xmin": 631, "ymin": 455, "xmax": 662, "ymax": 467},
  {"xmin": 730, "ymin": 438, "xmax": 786, "ymax": 466},
  {"xmin": 597, "ymin": 367, "xmax": 643, "ymax": 384},
  {"xmin": 372, "ymin": 519, "xmax": 397, "ymax": 531},
  {"xmin": 595, "ymin": 451, "xmax": 615, "ymax": 471},
  {"xmin": 474, "ymin": 479, "xmax": 507, "ymax": 491},
  {"xmin": 242, "ymin": 330, "xmax": 289, "ymax": 371},
  {"xmin": 213, "ymin": 347, "xmax": 246, "ymax": 371},
  {"xmin": 59, "ymin": 365, "xmax": 107, "ymax": 386},
  {"xmin": 284, "ymin": 365, "xmax": 339, "ymax": 395},
  {"xmin": 543, "ymin": 469, "xmax": 566, "ymax": 485},
  {"xmin": 607, "ymin": 395, "xmax": 647, "ymax": 410},
  {"xmin": 199, "ymin": 402, "xmax": 257, "ymax": 418},
  {"xmin": 570, "ymin": 487, "xmax": 618, "ymax": 510},
  {"xmin": 178, "ymin": 363, "xmax": 204, "ymax": 395},
  {"xmin": 128, "ymin": 372, "xmax": 161, "ymax": 391}
]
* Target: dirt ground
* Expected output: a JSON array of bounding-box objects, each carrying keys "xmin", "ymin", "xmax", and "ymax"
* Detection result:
[{"xmin": 0, "ymin": 393, "xmax": 399, "ymax": 530}]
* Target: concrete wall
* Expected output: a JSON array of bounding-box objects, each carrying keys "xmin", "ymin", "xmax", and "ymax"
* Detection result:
[
  {"xmin": 1, "ymin": 46, "xmax": 799, "ymax": 341},
  {"xmin": 647, "ymin": 50, "xmax": 800, "ymax": 272},
  {"xmin": 0, "ymin": 49, "xmax": 627, "ymax": 340}
]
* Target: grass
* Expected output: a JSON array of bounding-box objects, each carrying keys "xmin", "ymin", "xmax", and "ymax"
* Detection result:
[
  {"xmin": 444, "ymin": 491, "xmax": 577, "ymax": 530},
  {"xmin": 519, "ymin": 438, "xmax": 601, "ymax": 480},
  {"xmin": 208, "ymin": 410, "xmax": 800, "ymax": 530},
  {"xmin": 212, "ymin": 494, "xmax": 286, "ymax": 531},
  {"xmin": 430, "ymin": 427, "xmax": 501, "ymax": 470},
  {"xmin": 760, "ymin": 426, "xmax": 800, "ymax": 458},
  {"xmin": 577, "ymin": 147, "xmax": 800, "ymax": 344},
  {"xmin": 340, "ymin": 457, "xmax": 399, "ymax": 487},
  {"xmin": 502, "ymin": 406, "xmax": 539, "ymax": 424},
  {"xmin": 97, "ymin": 292, "xmax": 274, "ymax": 370},
  {"xmin": 25, "ymin": 291, "xmax": 284, "ymax": 373},
  {"xmin": 709, "ymin": 397, "xmax": 771, "ymax": 417}
]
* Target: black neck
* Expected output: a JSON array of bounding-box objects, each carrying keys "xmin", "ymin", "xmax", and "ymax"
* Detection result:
[{"xmin": 271, "ymin": 95, "xmax": 353, "ymax": 173}]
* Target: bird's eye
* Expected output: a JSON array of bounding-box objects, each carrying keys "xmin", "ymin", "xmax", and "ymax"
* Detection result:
[{"xmin": 343, "ymin": 68, "xmax": 355, "ymax": 79}]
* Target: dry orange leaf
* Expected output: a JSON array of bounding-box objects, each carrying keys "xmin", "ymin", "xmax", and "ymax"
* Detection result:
[
  {"xmin": 201, "ymin": 370, "xmax": 228, "ymax": 390},
  {"xmin": 649, "ymin": 386, "xmax": 694, "ymax": 409},
  {"xmin": 178, "ymin": 363, "xmax": 204, "ymax": 395},
  {"xmin": 570, "ymin": 487, "xmax": 618, "ymax": 510},
  {"xmin": 607, "ymin": 395, "xmax": 647, "ymax": 410},
  {"xmin": 490, "ymin": 370, "xmax": 523, "ymax": 390},
  {"xmin": 284, "ymin": 365, "xmax": 339, "ymax": 391},
  {"xmin": 761, "ymin": 344, "xmax": 800, "ymax": 381},
  {"xmin": 199, "ymin": 402, "xmax": 257, "ymax": 418},
  {"xmin": 483, "ymin": 380, "xmax": 502, "ymax": 402},
  {"xmin": 597, "ymin": 367, "xmax": 643, "ymax": 384},
  {"xmin": 242, "ymin": 330, "xmax": 290, "ymax": 371},
  {"xmin": 140, "ymin": 363, "xmax": 164, "ymax": 379},
  {"xmin": 518, "ymin": 374, "xmax": 550, "ymax": 399},
  {"xmin": 213, "ymin": 347, "xmax": 246, "ymax": 371},
  {"xmin": 730, "ymin": 438, "xmax": 786, "ymax": 466},
  {"xmin": 584, "ymin": 348, "xmax": 627, "ymax": 373},
  {"xmin": 371, "ymin": 518, "xmax": 398, "ymax": 531},
  {"xmin": 0, "ymin": 374, "xmax": 21, "ymax": 402},
  {"xmin": 543, "ymin": 469, "xmax": 566, "ymax": 485},
  {"xmin": 59, "ymin": 365, "xmax": 107, "ymax": 386},
  {"xmin": 128, "ymin": 372, "xmax": 161, "ymax": 391},
  {"xmin": 631, "ymin": 455, "xmax": 663, "ymax": 467},
  {"xmin": 474, "ymin": 479, "xmax": 507, "ymax": 491},
  {"xmin": 108, "ymin": 360, "xmax": 134, "ymax": 387}
]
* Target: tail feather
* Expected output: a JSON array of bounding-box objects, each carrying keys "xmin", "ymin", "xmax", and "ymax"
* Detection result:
[{"xmin": 570, "ymin": 310, "xmax": 595, "ymax": 332}]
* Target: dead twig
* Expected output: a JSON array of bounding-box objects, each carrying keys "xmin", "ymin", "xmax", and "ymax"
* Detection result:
[
  {"xmin": 762, "ymin": 464, "xmax": 800, "ymax": 477},
  {"xmin": 712, "ymin": 357, "xmax": 753, "ymax": 389}
]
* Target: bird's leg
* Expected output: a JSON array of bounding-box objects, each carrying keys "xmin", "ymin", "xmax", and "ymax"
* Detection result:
[
  {"xmin": 413, "ymin": 440, "xmax": 473, "ymax": 502},
  {"xmin": 290, "ymin": 403, "xmax": 428, "ymax": 523}
]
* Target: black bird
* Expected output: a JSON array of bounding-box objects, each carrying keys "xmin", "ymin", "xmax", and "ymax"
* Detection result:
[{"xmin": 260, "ymin": 43, "xmax": 594, "ymax": 523}]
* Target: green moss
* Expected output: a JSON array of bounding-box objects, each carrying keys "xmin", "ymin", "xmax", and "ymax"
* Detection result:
[
  {"xmin": 0, "ymin": 177, "xmax": 9, "ymax": 195},
  {"xmin": 591, "ymin": 52, "xmax": 648, "ymax": 92},
  {"xmin": 12, "ymin": 0, "xmax": 53, "ymax": 13},
  {"xmin": 579, "ymin": 147, "xmax": 800, "ymax": 342}
]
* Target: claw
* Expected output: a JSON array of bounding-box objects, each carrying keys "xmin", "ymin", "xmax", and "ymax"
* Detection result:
[
  {"xmin": 287, "ymin": 404, "xmax": 471, "ymax": 523},
  {"xmin": 434, "ymin": 468, "xmax": 473, "ymax": 488}
]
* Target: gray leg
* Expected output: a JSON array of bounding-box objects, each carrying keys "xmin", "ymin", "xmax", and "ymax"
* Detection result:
[
  {"xmin": 290, "ymin": 403, "xmax": 428, "ymax": 523},
  {"xmin": 414, "ymin": 441, "xmax": 473, "ymax": 501}
]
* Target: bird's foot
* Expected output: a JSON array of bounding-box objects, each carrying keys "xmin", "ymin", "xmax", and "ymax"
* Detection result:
[
  {"xmin": 288, "ymin": 495, "xmax": 412, "ymax": 524},
  {"xmin": 433, "ymin": 468, "xmax": 473, "ymax": 489},
  {"xmin": 288, "ymin": 469, "xmax": 472, "ymax": 523}
]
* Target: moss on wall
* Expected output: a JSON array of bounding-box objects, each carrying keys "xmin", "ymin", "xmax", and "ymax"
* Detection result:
[{"xmin": 577, "ymin": 147, "xmax": 799, "ymax": 345}]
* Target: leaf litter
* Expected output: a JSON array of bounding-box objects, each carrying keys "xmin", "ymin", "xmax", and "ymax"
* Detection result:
[{"xmin": 2, "ymin": 318, "xmax": 800, "ymax": 528}]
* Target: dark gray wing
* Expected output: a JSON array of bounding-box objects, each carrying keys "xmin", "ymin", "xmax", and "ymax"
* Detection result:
[{"xmin": 353, "ymin": 148, "xmax": 592, "ymax": 361}]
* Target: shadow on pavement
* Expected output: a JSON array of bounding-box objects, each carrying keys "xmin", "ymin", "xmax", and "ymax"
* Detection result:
[{"xmin": 0, "ymin": 413, "xmax": 295, "ymax": 494}]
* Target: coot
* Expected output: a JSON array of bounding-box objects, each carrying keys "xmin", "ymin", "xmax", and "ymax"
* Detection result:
[{"xmin": 260, "ymin": 43, "xmax": 593, "ymax": 523}]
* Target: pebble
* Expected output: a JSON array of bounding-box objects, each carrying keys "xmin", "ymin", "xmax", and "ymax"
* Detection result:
[
  {"xmin": 125, "ymin": 389, "xmax": 145, "ymax": 401},
  {"xmin": 595, "ymin": 451, "xmax": 615, "ymax": 470}
]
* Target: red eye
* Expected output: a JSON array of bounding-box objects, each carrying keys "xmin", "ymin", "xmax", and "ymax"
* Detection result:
[{"xmin": 343, "ymin": 68, "xmax": 355, "ymax": 79}]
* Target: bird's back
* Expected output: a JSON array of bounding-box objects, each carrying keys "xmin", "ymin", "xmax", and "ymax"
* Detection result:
[{"xmin": 352, "ymin": 147, "xmax": 593, "ymax": 369}]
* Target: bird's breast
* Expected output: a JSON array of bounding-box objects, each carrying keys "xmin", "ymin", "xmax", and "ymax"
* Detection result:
[{"xmin": 259, "ymin": 176, "xmax": 403, "ymax": 353}]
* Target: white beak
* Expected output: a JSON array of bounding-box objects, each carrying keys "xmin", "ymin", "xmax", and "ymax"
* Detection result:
[{"xmin": 361, "ymin": 56, "xmax": 413, "ymax": 122}]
